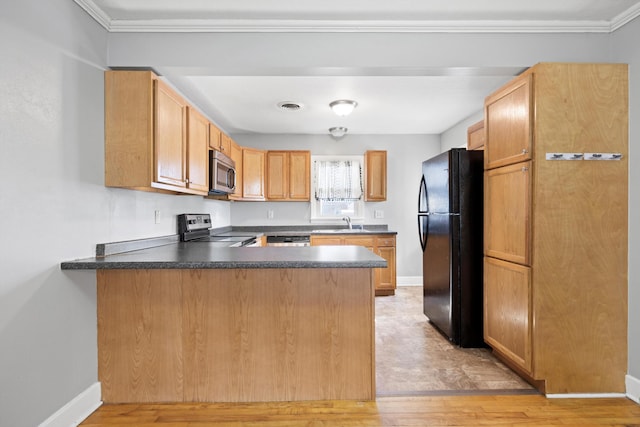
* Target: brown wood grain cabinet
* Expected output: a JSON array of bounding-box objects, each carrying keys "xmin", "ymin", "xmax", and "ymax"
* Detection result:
[
  {"xmin": 105, "ymin": 70, "xmax": 208, "ymax": 196},
  {"xmin": 266, "ymin": 150, "xmax": 310, "ymax": 201},
  {"xmin": 483, "ymin": 63, "xmax": 628, "ymax": 394},
  {"xmin": 466, "ymin": 120, "xmax": 485, "ymax": 150},
  {"xmin": 311, "ymin": 234, "xmax": 396, "ymax": 296},
  {"xmin": 186, "ymin": 107, "xmax": 210, "ymax": 193},
  {"xmin": 364, "ymin": 150, "xmax": 387, "ymax": 201},
  {"xmin": 242, "ymin": 147, "xmax": 266, "ymax": 200}
]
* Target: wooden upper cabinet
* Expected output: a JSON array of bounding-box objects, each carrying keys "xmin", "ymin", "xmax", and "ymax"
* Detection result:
[
  {"xmin": 266, "ymin": 151, "xmax": 310, "ymax": 201},
  {"xmin": 484, "ymin": 74, "xmax": 532, "ymax": 170},
  {"xmin": 186, "ymin": 107, "xmax": 209, "ymax": 193},
  {"xmin": 288, "ymin": 151, "xmax": 311, "ymax": 200},
  {"xmin": 484, "ymin": 161, "xmax": 531, "ymax": 266},
  {"xmin": 242, "ymin": 147, "xmax": 266, "ymax": 200},
  {"xmin": 154, "ymin": 79, "xmax": 188, "ymax": 189},
  {"xmin": 364, "ymin": 150, "xmax": 387, "ymax": 201},
  {"xmin": 105, "ymin": 70, "xmax": 207, "ymax": 196},
  {"xmin": 219, "ymin": 132, "xmax": 232, "ymax": 154},
  {"xmin": 467, "ymin": 120, "xmax": 485, "ymax": 150},
  {"xmin": 208, "ymin": 123, "xmax": 221, "ymax": 151}
]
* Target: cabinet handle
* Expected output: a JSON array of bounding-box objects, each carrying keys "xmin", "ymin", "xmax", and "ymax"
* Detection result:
[
  {"xmin": 522, "ymin": 167, "xmax": 529, "ymax": 172},
  {"xmin": 185, "ymin": 179, "xmax": 190, "ymax": 184},
  {"xmin": 522, "ymin": 149, "xmax": 529, "ymax": 154}
]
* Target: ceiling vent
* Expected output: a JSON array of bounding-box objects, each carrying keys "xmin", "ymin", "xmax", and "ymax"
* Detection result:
[{"xmin": 277, "ymin": 101, "xmax": 303, "ymax": 111}]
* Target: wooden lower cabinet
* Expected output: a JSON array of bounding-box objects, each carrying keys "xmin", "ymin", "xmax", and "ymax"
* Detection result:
[
  {"xmin": 311, "ymin": 234, "xmax": 396, "ymax": 296},
  {"xmin": 483, "ymin": 257, "xmax": 531, "ymax": 374}
]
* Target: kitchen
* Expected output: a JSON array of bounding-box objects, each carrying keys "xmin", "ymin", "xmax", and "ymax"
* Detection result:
[{"xmin": 1, "ymin": 1, "xmax": 640, "ymax": 426}]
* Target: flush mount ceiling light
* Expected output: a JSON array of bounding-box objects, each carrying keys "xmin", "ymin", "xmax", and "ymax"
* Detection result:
[
  {"xmin": 329, "ymin": 99, "xmax": 357, "ymax": 116},
  {"xmin": 277, "ymin": 101, "xmax": 303, "ymax": 111},
  {"xmin": 329, "ymin": 127, "xmax": 348, "ymax": 138}
]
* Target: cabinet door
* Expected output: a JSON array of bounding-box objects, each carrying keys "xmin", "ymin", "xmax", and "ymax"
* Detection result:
[
  {"xmin": 266, "ymin": 151, "xmax": 288, "ymax": 200},
  {"xmin": 154, "ymin": 79, "xmax": 187, "ymax": 188},
  {"xmin": 484, "ymin": 257, "xmax": 532, "ymax": 374},
  {"xmin": 467, "ymin": 120, "xmax": 485, "ymax": 150},
  {"xmin": 484, "ymin": 161, "xmax": 531, "ymax": 265},
  {"xmin": 364, "ymin": 150, "xmax": 387, "ymax": 201},
  {"xmin": 242, "ymin": 148, "xmax": 265, "ymax": 200},
  {"xmin": 288, "ymin": 151, "xmax": 310, "ymax": 200},
  {"xmin": 310, "ymin": 236, "xmax": 343, "ymax": 246},
  {"xmin": 220, "ymin": 132, "xmax": 232, "ymax": 154},
  {"xmin": 208, "ymin": 123, "xmax": 221, "ymax": 150},
  {"xmin": 484, "ymin": 74, "xmax": 532, "ymax": 170},
  {"xmin": 375, "ymin": 246, "xmax": 396, "ymax": 293},
  {"xmin": 186, "ymin": 107, "xmax": 209, "ymax": 194}
]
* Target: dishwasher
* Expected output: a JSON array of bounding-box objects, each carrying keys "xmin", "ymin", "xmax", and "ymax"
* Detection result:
[{"xmin": 266, "ymin": 235, "xmax": 311, "ymax": 247}]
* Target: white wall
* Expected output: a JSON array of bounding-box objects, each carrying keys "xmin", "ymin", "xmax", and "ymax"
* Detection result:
[
  {"xmin": 0, "ymin": 2, "xmax": 231, "ymax": 426},
  {"xmin": 612, "ymin": 16, "xmax": 640, "ymax": 392},
  {"xmin": 231, "ymin": 134, "xmax": 440, "ymax": 278}
]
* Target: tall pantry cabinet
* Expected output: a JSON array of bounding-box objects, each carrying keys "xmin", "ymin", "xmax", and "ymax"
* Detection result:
[{"xmin": 483, "ymin": 63, "xmax": 628, "ymax": 394}]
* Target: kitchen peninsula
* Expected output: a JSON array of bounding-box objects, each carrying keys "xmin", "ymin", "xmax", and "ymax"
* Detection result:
[{"xmin": 62, "ymin": 242, "xmax": 385, "ymax": 404}]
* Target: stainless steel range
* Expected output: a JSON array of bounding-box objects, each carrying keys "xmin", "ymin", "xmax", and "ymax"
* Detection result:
[{"xmin": 177, "ymin": 214, "xmax": 257, "ymax": 247}]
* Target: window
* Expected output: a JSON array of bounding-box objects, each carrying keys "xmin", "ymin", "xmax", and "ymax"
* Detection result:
[{"xmin": 311, "ymin": 155, "xmax": 364, "ymax": 221}]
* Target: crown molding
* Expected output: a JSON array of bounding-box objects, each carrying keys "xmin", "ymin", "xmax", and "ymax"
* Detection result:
[
  {"xmin": 74, "ymin": 0, "xmax": 640, "ymax": 34},
  {"xmin": 611, "ymin": 2, "xmax": 640, "ymax": 32},
  {"xmin": 74, "ymin": 0, "xmax": 111, "ymax": 29}
]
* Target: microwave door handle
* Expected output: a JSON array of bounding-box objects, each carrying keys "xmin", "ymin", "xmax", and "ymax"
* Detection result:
[{"xmin": 227, "ymin": 168, "xmax": 236, "ymax": 191}]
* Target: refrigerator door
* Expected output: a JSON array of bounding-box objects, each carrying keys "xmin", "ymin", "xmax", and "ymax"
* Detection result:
[
  {"xmin": 423, "ymin": 212, "xmax": 460, "ymax": 343},
  {"xmin": 422, "ymin": 151, "xmax": 455, "ymax": 214}
]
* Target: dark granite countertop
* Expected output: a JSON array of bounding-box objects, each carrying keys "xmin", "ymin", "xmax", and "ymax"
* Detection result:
[{"xmin": 61, "ymin": 242, "xmax": 387, "ymax": 270}]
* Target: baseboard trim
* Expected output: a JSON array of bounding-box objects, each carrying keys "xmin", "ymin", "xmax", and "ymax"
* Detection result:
[
  {"xmin": 627, "ymin": 374, "xmax": 640, "ymax": 404},
  {"xmin": 39, "ymin": 382, "xmax": 102, "ymax": 427},
  {"xmin": 546, "ymin": 393, "xmax": 627, "ymax": 399},
  {"xmin": 397, "ymin": 276, "xmax": 422, "ymax": 286}
]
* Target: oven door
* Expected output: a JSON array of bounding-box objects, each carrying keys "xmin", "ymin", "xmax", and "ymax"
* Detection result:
[{"xmin": 209, "ymin": 150, "xmax": 236, "ymax": 194}]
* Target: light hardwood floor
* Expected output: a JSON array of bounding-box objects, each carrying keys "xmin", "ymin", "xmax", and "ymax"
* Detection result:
[
  {"xmin": 81, "ymin": 395, "xmax": 640, "ymax": 426},
  {"xmin": 81, "ymin": 287, "xmax": 640, "ymax": 426}
]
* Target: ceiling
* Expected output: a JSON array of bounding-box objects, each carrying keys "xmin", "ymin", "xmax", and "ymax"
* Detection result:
[{"xmin": 76, "ymin": 0, "xmax": 640, "ymax": 135}]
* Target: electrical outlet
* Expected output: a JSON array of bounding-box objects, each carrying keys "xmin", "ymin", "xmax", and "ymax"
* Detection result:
[
  {"xmin": 267, "ymin": 209, "xmax": 274, "ymax": 219},
  {"xmin": 154, "ymin": 210, "xmax": 161, "ymax": 224},
  {"xmin": 374, "ymin": 210, "xmax": 384, "ymax": 219}
]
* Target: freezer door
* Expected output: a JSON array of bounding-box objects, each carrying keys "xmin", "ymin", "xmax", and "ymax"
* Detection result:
[
  {"xmin": 423, "ymin": 213, "xmax": 459, "ymax": 343},
  {"xmin": 422, "ymin": 151, "xmax": 453, "ymax": 214}
]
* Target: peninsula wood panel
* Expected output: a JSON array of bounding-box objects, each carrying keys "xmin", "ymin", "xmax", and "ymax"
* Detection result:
[
  {"xmin": 97, "ymin": 270, "xmax": 184, "ymax": 403},
  {"xmin": 97, "ymin": 268, "xmax": 375, "ymax": 403}
]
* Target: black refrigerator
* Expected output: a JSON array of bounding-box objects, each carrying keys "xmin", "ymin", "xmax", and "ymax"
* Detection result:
[{"xmin": 417, "ymin": 148, "xmax": 484, "ymax": 348}]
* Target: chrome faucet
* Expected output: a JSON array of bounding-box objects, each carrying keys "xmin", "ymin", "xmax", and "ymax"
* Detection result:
[{"xmin": 343, "ymin": 216, "xmax": 352, "ymax": 229}]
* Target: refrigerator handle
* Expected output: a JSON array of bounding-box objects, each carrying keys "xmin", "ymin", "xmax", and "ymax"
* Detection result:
[
  {"xmin": 418, "ymin": 175, "xmax": 428, "ymax": 213},
  {"xmin": 418, "ymin": 214, "xmax": 429, "ymax": 252}
]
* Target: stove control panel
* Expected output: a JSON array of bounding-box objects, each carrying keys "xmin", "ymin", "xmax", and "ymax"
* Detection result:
[{"xmin": 178, "ymin": 213, "xmax": 212, "ymax": 234}]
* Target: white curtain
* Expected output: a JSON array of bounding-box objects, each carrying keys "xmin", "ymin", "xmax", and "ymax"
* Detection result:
[{"xmin": 315, "ymin": 160, "xmax": 363, "ymax": 200}]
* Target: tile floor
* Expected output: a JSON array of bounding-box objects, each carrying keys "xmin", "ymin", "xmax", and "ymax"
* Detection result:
[{"xmin": 375, "ymin": 286, "xmax": 536, "ymax": 396}]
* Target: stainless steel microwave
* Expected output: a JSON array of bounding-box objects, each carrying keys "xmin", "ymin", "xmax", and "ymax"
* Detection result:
[{"xmin": 209, "ymin": 150, "xmax": 236, "ymax": 195}]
